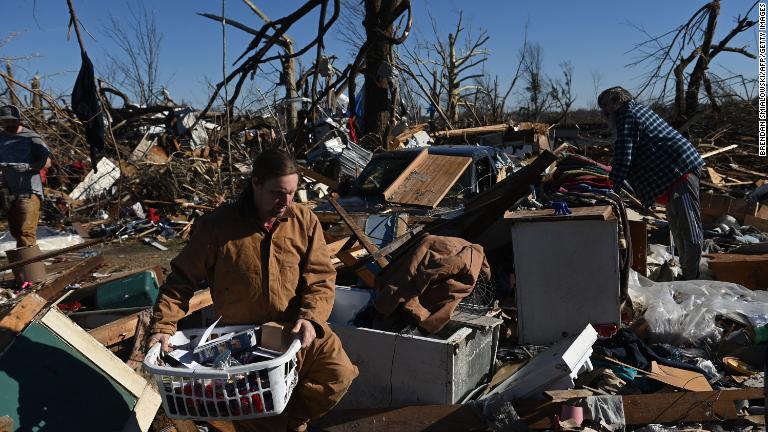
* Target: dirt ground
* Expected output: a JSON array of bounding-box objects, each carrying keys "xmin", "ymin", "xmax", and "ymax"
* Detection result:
[{"xmin": 96, "ymin": 238, "xmax": 185, "ymax": 276}]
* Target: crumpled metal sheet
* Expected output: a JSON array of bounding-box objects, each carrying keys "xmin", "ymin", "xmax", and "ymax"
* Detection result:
[{"xmin": 307, "ymin": 136, "xmax": 372, "ymax": 179}]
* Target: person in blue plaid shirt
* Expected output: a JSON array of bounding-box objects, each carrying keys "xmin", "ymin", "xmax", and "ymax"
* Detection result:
[{"xmin": 598, "ymin": 87, "xmax": 704, "ymax": 280}]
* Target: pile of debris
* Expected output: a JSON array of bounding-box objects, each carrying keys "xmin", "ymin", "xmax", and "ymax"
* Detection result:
[{"xmin": 0, "ymin": 88, "xmax": 766, "ymax": 432}]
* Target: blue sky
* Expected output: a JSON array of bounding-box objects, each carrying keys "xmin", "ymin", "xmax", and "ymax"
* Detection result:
[{"xmin": 1, "ymin": 0, "xmax": 760, "ymax": 109}]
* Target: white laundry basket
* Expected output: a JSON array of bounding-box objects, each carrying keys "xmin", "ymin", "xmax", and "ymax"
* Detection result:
[{"xmin": 144, "ymin": 325, "xmax": 301, "ymax": 421}]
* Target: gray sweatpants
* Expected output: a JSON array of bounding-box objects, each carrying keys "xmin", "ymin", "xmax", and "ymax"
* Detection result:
[{"xmin": 666, "ymin": 169, "xmax": 703, "ymax": 280}]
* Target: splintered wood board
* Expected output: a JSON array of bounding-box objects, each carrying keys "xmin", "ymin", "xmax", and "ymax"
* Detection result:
[{"xmin": 383, "ymin": 151, "xmax": 472, "ymax": 208}]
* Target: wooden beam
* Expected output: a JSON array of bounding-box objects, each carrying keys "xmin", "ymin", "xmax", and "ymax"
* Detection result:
[
  {"xmin": 89, "ymin": 289, "xmax": 212, "ymax": 346},
  {"xmin": 336, "ymin": 249, "xmax": 377, "ymax": 288},
  {"xmin": 432, "ymin": 123, "xmax": 509, "ymax": 139},
  {"xmin": 525, "ymin": 388, "xmax": 765, "ymax": 429},
  {"xmin": 207, "ymin": 421, "xmax": 236, "ymax": 432},
  {"xmin": 0, "ymin": 239, "xmax": 105, "ymax": 272},
  {"xmin": 36, "ymin": 255, "xmax": 104, "ymax": 302},
  {"xmin": 298, "ymin": 165, "xmax": 339, "ymax": 190},
  {"xmin": 700, "ymin": 144, "xmax": 738, "ymax": 159},
  {"xmin": 121, "ymin": 382, "xmax": 162, "ymax": 432},
  {"xmin": 326, "ymin": 236, "xmax": 352, "ymax": 257},
  {"xmin": 311, "ymin": 405, "xmax": 487, "ymax": 432},
  {"xmin": 329, "ymin": 198, "xmax": 389, "ymax": 268},
  {"xmin": 706, "ymin": 167, "xmax": 724, "ymax": 185},
  {"xmin": 622, "ymin": 388, "xmax": 762, "ymax": 425},
  {"xmin": 0, "ymin": 293, "xmax": 47, "ymax": 352}
]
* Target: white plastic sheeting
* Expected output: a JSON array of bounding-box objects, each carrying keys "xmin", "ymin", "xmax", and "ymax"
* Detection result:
[
  {"xmin": 0, "ymin": 227, "xmax": 84, "ymax": 258},
  {"xmin": 629, "ymin": 270, "xmax": 768, "ymax": 346}
]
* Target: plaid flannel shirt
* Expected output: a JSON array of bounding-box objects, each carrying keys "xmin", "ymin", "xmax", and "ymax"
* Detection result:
[{"xmin": 610, "ymin": 100, "xmax": 703, "ymax": 207}]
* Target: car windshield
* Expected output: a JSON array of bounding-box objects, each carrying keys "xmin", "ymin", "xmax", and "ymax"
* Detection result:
[{"xmin": 350, "ymin": 156, "xmax": 416, "ymax": 196}]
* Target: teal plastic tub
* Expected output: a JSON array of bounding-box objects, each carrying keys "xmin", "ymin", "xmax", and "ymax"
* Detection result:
[{"xmin": 94, "ymin": 270, "xmax": 160, "ymax": 310}]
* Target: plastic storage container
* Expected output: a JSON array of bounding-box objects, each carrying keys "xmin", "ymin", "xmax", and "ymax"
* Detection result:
[
  {"xmin": 144, "ymin": 325, "xmax": 301, "ymax": 421},
  {"xmin": 94, "ymin": 270, "xmax": 159, "ymax": 309}
]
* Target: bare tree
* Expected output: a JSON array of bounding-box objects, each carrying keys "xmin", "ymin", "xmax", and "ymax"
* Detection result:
[
  {"xmin": 403, "ymin": 11, "xmax": 489, "ymax": 125},
  {"xmin": 628, "ymin": 0, "xmax": 758, "ymax": 122},
  {"xmin": 2, "ymin": 32, "xmax": 42, "ymax": 106},
  {"xmin": 199, "ymin": 0, "xmax": 300, "ymax": 129},
  {"xmin": 590, "ymin": 69, "xmax": 603, "ymax": 110},
  {"xmin": 550, "ymin": 60, "xmax": 576, "ymax": 125},
  {"xmin": 519, "ymin": 42, "xmax": 552, "ymax": 122},
  {"xmin": 336, "ymin": 0, "xmax": 367, "ymax": 57},
  {"xmin": 102, "ymin": 2, "xmax": 163, "ymax": 106}
]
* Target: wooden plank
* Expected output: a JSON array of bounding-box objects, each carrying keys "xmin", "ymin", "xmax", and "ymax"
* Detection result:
[
  {"xmin": 41, "ymin": 307, "xmax": 148, "ymax": 397},
  {"xmin": 312, "ymin": 405, "xmax": 487, "ymax": 432},
  {"xmin": 336, "ymin": 249, "xmax": 377, "ymax": 288},
  {"xmin": 121, "ymin": 382, "xmax": 162, "ymax": 432},
  {"xmin": 0, "ymin": 293, "xmax": 47, "ymax": 352},
  {"xmin": 382, "ymin": 148, "xmax": 429, "ymax": 200},
  {"xmin": 544, "ymin": 389, "xmax": 595, "ymax": 402},
  {"xmin": 700, "ymin": 193, "xmax": 758, "ymax": 223},
  {"xmin": 432, "ymin": 123, "xmax": 509, "ymax": 139},
  {"xmin": 745, "ymin": 214, "xmax": 768, "ymax": 233},
  {"xmin": 526, "ymin": 388, "xmax": 764, "ymax": 429},
  {"xmin": 503, "ymin": 205, "xmax": 614, "ymax": 223},
  {"xmin": 0, "ymin": 238, "xmax": 105, "ymax": 272},
  {"xmin": 298, "ymin": 165, "xmax": 339, "ymax": 190},
  {"xmin": 621, "ymin": 388, "xmax": 761, "ymax": 425},
  {"xmin": 171, "ymin": 420, "xmax": 200, "ymax": 432},
  {"xmin": 36, "ymin": 255, "xmax": 104, "ymax": 302},
  {"xmin": 649, "ymin": 361, "xmax": 712, "ymax": 391},
  {"xmin": 705, "ymin": 253, "xmax": 768, "ymax": 289},
  {"xmin": 701, "ymin": 144, "xmax": 738, "ymax": 158},
  {"xmin": 326, "ymin": 236, "xmax": 352, "ymax": 257},
  {"xmin": 706, "ymin": 167, "xmax": 725, "ymax": 185},
  {"xmin": 329, "ymin": 198, "xmax": 389, "ymax": 268},
  {"xmin": 89, "ymin": 289, "xmax": 213, "ymax": 346},
  {"xmin": 729, "ymin": 163, "xmax": 768, "ymax": 178},
  {"xmin": 207, "ymin": 421, "xmax": 236, "ymax": 432},
  {"xmin": 384, "ymin": 154, "xmax": 472, "ymax": 208}
]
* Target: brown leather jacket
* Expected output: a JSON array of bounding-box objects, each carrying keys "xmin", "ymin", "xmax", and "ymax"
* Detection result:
[{"xmin": 151, "ymin": 194, "xmax": 335, "ymax": 336}]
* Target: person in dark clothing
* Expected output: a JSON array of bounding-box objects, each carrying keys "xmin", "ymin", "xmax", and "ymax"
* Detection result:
[
  {"xmin": 598, "ymin": 87, "xmax": 704, "ymax": 280},
  {"xmin": 0, "ymin": 105, "xmax": 51, "ymax": 247}
]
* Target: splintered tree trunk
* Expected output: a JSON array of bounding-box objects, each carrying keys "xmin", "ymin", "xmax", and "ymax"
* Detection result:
[
  {"xmin": 683, "ymin": 1, "xmax": 719, "ymax": 120},
  {"xmin": 282, "ymin": 43, "xmax": 298, "ymax": 130},
  {"xmin": 363, "ymin": 0, "xmax": 399, "ymax": 144},
  {"xmin": 31, "ymin": 76, "xmax": 43, "ymax": 122},
  {"xmin": 4, "ymin": 62, "xmax": 19, "ymax": 107}
]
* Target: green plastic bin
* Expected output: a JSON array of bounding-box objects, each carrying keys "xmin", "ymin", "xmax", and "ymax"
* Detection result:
[{"xmin": 94, "ymin": 270, "xmax": 160, "ymax": 310}]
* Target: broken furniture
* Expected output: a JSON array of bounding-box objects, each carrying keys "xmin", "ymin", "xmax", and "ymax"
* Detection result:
[
  {"xmin": 0, "ymin": 293, "xmax": 160, "ymax": 431},
  {"xmin": 328, "ymin": 286, "xmax": 502, "ymax": 409},
  {"xmin": 482, "ymin": 324, "xmax": 598, "ymax": 402},
  {"xmin": 506, "ymin": 206, "xmax": 621, "ymax": 345}
]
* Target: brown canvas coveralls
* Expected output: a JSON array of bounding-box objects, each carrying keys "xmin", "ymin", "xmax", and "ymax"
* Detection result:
[{"xmin": 151, "ymin": 196, "xmax": 358, "ymax": 431}]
